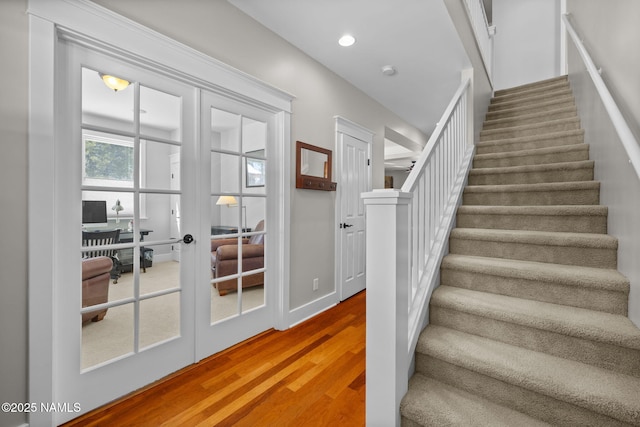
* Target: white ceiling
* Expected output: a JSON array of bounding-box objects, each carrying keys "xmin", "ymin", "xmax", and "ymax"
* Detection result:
[{"xmin": 229, "ymin": 0, "xmax": 471, "ymax": 142}]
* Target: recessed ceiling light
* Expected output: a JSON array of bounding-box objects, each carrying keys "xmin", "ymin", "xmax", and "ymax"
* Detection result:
[
  {"xmin": 338, "ymin": 34, "xmax": 356, "ymax": 47},
  {"xmin": 381, "ymin": 65, "xmax": 397, "ymax": 76}
]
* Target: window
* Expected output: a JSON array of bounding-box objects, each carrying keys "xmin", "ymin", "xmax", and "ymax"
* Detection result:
[{"xmin": 82, "ymin": 132, "xmax": 135, "ymax": 187}]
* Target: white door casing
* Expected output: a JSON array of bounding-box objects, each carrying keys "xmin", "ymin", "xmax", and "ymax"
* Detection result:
[{"xmin": 335, "ymin": 117, "xmax": 373, "ymax": 301}]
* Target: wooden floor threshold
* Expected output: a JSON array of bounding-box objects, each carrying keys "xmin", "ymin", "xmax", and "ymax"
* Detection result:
[{"xmin": 62, "ymin": 291, "xmax": 366, "ymax": 426}]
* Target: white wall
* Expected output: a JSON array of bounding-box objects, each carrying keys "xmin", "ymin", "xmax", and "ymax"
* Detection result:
[
  {"xmin": 566, "ymin": 0, "xmax": 640, "ymax": 326},
  {"xmin": 493, "ymin": 0, "xmax": 562, "ymax": 90}
]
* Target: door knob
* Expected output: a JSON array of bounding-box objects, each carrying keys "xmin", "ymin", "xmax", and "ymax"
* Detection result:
[
  {"xmin": 340, "ymin": 223, "xmax": 353, "ymax": 228},
  {"xmin": 182, "ymin": 234, "xmax": 194, "ymax": 244}
]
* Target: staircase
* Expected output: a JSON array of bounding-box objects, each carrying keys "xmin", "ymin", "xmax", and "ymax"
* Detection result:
[{"xmin": 400, "ymin": 76, "xmax": 640, "ymax": 426}]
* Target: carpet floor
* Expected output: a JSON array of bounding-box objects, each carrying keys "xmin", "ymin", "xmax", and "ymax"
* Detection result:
[{"xmin": 81, "ymin": 261, "xmax": 264, "ymax": 369}]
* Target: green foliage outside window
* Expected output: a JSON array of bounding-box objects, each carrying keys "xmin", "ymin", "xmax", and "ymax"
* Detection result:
[{"xmin": 85, "ymin": 140, "xmax": 134, "ymax": 181}]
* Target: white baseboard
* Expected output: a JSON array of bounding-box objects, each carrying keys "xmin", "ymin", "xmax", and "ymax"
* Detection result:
[{"xmin": 288, "ymin": 292, "xmax": 339, "ymax": 327}]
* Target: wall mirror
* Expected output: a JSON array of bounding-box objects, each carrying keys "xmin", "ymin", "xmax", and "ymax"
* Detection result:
[{"xmin": 296, "ymin": 141, "xmax": 337, "ymax": 191}]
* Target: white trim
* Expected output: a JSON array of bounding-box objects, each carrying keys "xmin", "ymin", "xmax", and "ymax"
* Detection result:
[
  {"xmin": 27, "ymin": 0, "xmax": 293, "ymax": 113},
  {"xmin": 28, "ymin": 15, "xmax": 57, "ymax": 427}
]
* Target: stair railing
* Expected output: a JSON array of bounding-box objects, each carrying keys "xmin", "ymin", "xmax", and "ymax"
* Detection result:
[
  {"xmin": 463, "ymin": 0, "xmax": 495, "ymax": 82},
  {"xmin": 563, "ymin": 14, "xmax": 640, "ymax": 182},
  {"xmin": 362, "ymin": 77, "xmax": 475, "ymax": 426}
]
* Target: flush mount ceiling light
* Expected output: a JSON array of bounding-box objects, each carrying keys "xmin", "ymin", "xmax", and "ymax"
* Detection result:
[
  {"xmin": 381, "ymin": 65, "xmax": 397, "ymax": 76},
  {"xmin": 338, "ymin": 34, "xmax": 356, "ymax": 47},
  {"xmin": 99, "ymin": 73, "xmax": 130, "ymax": 92}
]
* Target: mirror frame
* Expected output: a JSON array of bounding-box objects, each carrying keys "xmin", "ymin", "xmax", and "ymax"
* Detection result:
[{"xmin": 295, "ymin": 140, "xmax": 337, "ymax": 191}]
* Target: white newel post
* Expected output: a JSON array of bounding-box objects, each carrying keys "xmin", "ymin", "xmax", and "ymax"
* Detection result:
[{"xmin": 363, "ymin": 189, "xmax": 411, "ymax": 427}]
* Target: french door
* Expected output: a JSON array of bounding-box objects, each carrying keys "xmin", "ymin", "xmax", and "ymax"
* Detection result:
[
  {"xmin": 196, "ymin": 92, "xmax": 274, "ymax": 358},
  {"xmin": 54, "ymin": 42, "xmax": 199, "ymax": 422},
  {"xmin": 52, "ymin": 41, "xmax": 279, "ymax": 424}
]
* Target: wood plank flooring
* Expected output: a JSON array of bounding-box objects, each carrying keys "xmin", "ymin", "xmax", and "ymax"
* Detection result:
[{"xmin": 63, "ymin": 291, "xmax": 366, "ymax": 426}]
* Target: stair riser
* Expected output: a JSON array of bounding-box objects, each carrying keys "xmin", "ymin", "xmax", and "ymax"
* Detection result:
[
  {"xmin": 473, "ymin": 147, "xmax": 589, "ymax": 168},
  {"xmin": 449, "ymin": 237, "xmax": 617, "ymax": 268},
  {"xmin": 456, "ymin": 212, "xmax": 607, "ymax": 234},
  {"xmin": 430, "ymin": 307, "xmax": 640, "ymax": 377},
  {"xmin": 483, "ymin": 109, "xmax": 577, "ymax": 130},
  {"xmin": 463, "ymin": 188, "xmax": 600, "ymax": 206},
  {"xmin": 468, "ymin": 167, "xmax": 593, "ymax": 186},
  {"xmin": 489, "ymin": 89, "xmax": 573, "ymax": 111},
  {"xmin": 440, "ymin": 268, "xmax": 627, "ymax": 315},
  {"xmin": 477, "ymin": 132, "xmax": 584, "ymax": 154},
  {"xmin": 416, "ymin": 355, "xmax": 630, "ymax": 427},
  {"xmin": 494, "ymin": 77, "xmax": 569, "ymax": 97},
  {"xmin": 480, "ymin": 120, "xmax": 580, "ymax": 141},
  {"xmin": 486, "ymin": 98, "xmax": 575, "ymax": 120}
]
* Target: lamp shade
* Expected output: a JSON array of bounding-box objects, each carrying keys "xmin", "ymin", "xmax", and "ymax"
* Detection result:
[
  {"xmin": 112, "ymin": 199, "xmax": 124, "ymax": 212},
  {"xmin": 216, "ymin": 196, "xmax": 238, "ymax": 206}
]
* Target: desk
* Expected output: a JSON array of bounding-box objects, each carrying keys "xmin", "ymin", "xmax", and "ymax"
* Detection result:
[
  {"xmin": 117, "ymin": 229, "xmax": 153, "ymax": 273},
  {"xmin": 211, "ymin": 225, "xmax": 251, "ymax": 235}
]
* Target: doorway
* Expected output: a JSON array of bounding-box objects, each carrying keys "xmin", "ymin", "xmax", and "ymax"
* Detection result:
[
  {"xmin": 28, "ymin": 8, "xmax": 292, "ymax": 424},
  {"xmin": 335, "ymin": 117, "xmax": 373, "ymax": 301}
]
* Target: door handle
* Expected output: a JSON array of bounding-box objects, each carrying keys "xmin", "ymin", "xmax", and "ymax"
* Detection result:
[
  {"xmin": 340, "ymin": 223, "xmax": 353, "ymax": 229},
  {"xmin": 181, "ymin": 234, "xmax": 194, "ymax": 244}
]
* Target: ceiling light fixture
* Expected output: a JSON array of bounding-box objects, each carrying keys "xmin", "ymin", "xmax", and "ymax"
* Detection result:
[
  {"xmin": 338, "ymin": 34, "xmax": 356, "ymax": 47},
  {"xmin": 381, "ymin": 65, "xmax": 397, "ymax": 76},
  {"xmin": 99, "ymin": 73, "xmax": 130, "ymax": 92}
]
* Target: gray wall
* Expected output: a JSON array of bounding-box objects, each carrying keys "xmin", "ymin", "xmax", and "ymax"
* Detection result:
[
  {"xmin": 0, "ymin": 2, "xmax": 28, "ymax": 426},
  {"xmin": 566, "ymin": 0, "xmax": 640, "ymax": 326},
  {"xmin": 3, "ymin": 14, "xmax": 182, "ymax": 422},
  {"xmin": 90, "ymin": 0, "xmax": 429, "ymax": 310},
  {"xmin": 493, "ymin": 0, "xmax": 561, "ymax": 90}
]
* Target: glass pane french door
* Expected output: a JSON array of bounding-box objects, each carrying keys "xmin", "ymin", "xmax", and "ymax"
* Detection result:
[
  {"xmin": 55, "ymin": 43, "xmax": 197, "ymax": 422},
  {"xmin": 196, "ymin": 91, "xmax": 273, "ymax": 358}
]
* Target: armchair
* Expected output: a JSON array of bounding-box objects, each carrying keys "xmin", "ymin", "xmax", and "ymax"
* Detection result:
[
  {"xmin": 82, "ymin": 256, "xmax": 113, "ymax": 323},
  {"xmin": 211, "ymin": 220, "xmax": 264, "ymax": 296}
]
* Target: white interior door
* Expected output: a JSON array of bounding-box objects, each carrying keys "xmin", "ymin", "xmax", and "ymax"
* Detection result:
[
  {"xmin": 196, "ymin": 91, "xmax": 274, "ymax": 359},
  {"xmin": 54, "ymin": 42, "xmax": 198, "ymax": 423},
  {"xmin": 338, "ymin": 131, "xmax": 371, "ymax": 300}
]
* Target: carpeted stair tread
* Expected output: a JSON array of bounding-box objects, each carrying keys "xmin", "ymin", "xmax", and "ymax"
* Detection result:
[
  {"xmin": 457, "ymin": 205, "xmax": 607, "ymax": 219},
  {"xmin": 450, "ymin": 227, "xmax": 617, "ymax": 248},
  {"xmin": 440, "ymin": 254, "xmax": 629, "ymax": 313},
  {"xmin": 488, "ymin": 88, "xmax": 574, "ymax": 112},
  {"xmin": 431, "ymin": 286, "xmax": 640, "ymax": 350},
  {"xmin": 476, "ymin": 129, "xmax": 585, "ymax": 154},
  {"xmin": 416, "ymin": 326, "xmax": 640, "ymax": 425},
  {"xmin": 486, "ymin": 96, "xmax": 576, "ymax": 121},
  {"xmin": 480, "ymin": 118, "xmax": 581, "ymax": 141},
  {"xmin": 442, "ymin": 254, "xmax": 628, "ymax": 291},
  {"xmin": 450, "ymin": 228, "xmax": 617, "ymax": 268},
  {"xmin": 491, "ymin": 81, "xmax": 570, "ymax": 104},
  {"xmin": 456, "ymin": 205, "xmax": 607, "ymax": 233},
  {"xmin": 468, "ymin": 160, "xmax": 594, "ymax": 185},
  {"xmin": 463, "ymin": 180, "xmax": 600, "ymax": 206},
  {"xmin": 494, "ymin": 75, "xmax": 568, "ymax": 97},
  {"xmin": 473, "ymin": 144, "xmax": 589, "ymax": 168},
  {"xmin": 483, "ymin": 106, "xmax": 577, "ymax": 130},
  {"xmin": 401, "ymin": 374, "xmax": 551, "ymax": 427}
]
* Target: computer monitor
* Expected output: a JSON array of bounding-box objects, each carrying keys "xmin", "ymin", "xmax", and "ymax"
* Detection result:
[{"xmin": 82, "ymin": 200, "xmax": 108, "ymax": 226}]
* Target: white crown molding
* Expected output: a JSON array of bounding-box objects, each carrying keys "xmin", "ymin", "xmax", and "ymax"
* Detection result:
[{"xmin": 28, "ymin": 0, "xmax": 295, "ymax": 112}]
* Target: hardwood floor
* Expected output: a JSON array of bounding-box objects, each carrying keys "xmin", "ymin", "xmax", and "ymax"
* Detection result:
[{"xmin": 63, "ymin": 291, "xmax": 366, "ymax": 426}]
